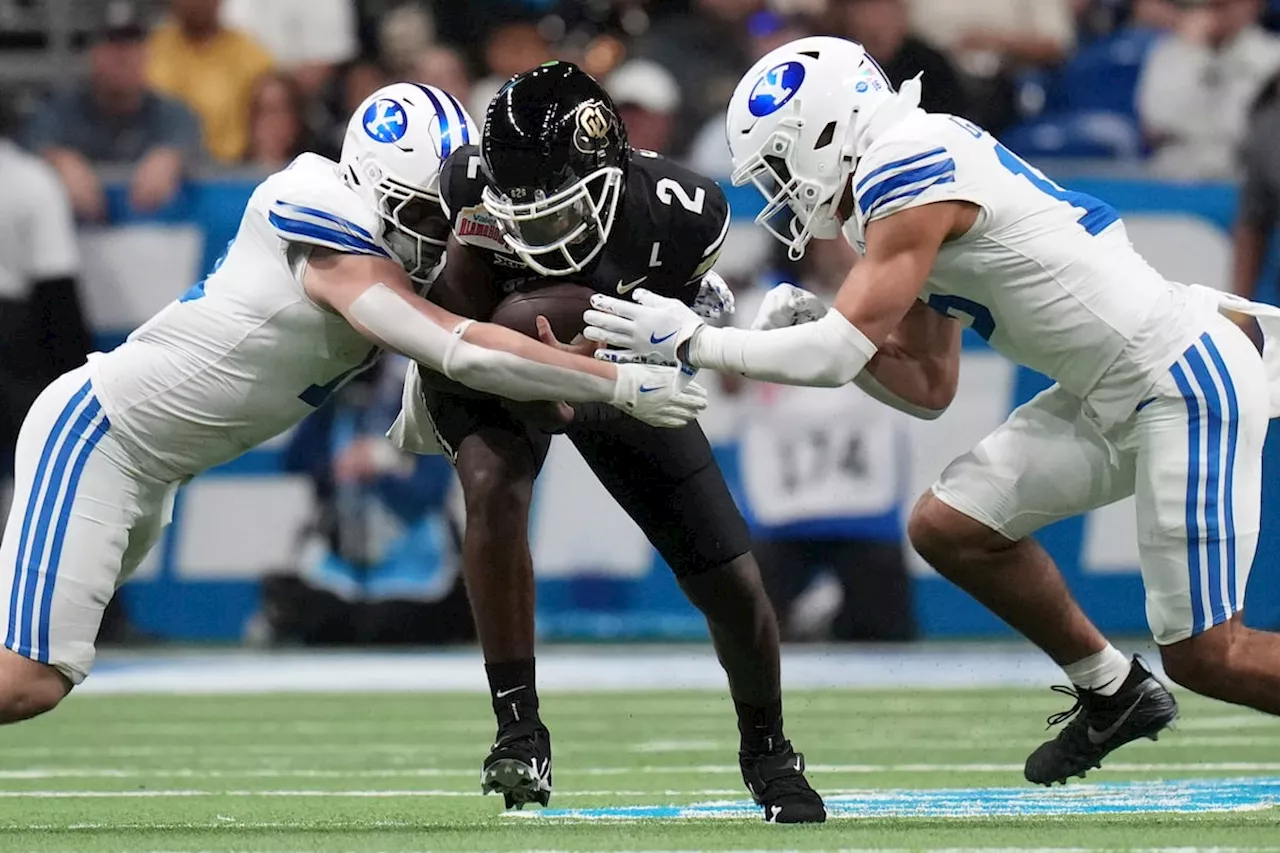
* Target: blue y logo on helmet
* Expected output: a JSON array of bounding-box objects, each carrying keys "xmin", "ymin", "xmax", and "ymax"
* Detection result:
[
  {"xmin": 363, "ymin": 98, "xmax": 408, "ymax": 143},
  {"xmin": 748, "ymin": 62, "xmax": 806, "ymax": 117}
]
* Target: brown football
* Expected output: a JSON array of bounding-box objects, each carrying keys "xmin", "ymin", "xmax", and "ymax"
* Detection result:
[{"xmin": 489, "ymin": 282, "xmax": 596, "ymax": 342}]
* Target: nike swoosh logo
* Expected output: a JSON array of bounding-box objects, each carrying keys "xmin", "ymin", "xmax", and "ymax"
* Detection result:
[
  {"xmin": 495, "ymin": 685, "xmax": 526, "ymax": 698},
  {"xmin": 639, "ymin": 385, "xmax": 662, "ymax": 393},
  {"xmin": 1087, "ymin": 694, "xmax": 1144, "ymax": 744},
  {"xmin": 650, "ymin": 330, "xmax": 677, "ymax": 344},
  {"xmin": 617, "ymin": 276, "xmax": 647, "ymax": 295}
]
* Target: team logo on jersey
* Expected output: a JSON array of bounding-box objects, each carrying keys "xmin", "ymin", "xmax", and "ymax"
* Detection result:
[
  {"xmin": 363, "ymin": 98, "xmax": 408, "ymax": 143},
  {"xmin": 573, "ymin": 101, "xmax": 613, "ymax": 155},
  {"xmin": 748, "ymin": 62, "xmax": 805, "ymax": 117}
]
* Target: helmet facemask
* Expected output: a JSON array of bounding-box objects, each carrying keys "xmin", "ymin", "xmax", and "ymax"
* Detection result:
[
  {"xmin": 374, "ymin": 174, "xmax": 450, "ymax": 286},
  {"xmin": 731, "ymin": 121, "xmax": 850, "ymax": 262},
  {"xmin": 481, "ymin": 165, "xmax": 624, "ymax": 277}
]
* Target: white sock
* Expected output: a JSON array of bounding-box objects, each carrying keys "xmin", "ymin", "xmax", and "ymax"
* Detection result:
[{"xmin": 1061, "ymin": 645, "xmax": 1131, "ymax": 696}]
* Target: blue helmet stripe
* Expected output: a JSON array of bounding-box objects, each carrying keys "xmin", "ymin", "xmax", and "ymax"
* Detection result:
[
  {"xmin": 439, "ymin": 90, "xmax": 472, "ymax": 146},
  {"xmin": 413, "ymin": 84, "xmax": 456, "ymax": 160}
]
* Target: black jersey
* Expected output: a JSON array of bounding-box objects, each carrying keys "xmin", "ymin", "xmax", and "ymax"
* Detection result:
[{"xmin": 438, "ymin": 145, "xmax": 729, "ymax": 306}]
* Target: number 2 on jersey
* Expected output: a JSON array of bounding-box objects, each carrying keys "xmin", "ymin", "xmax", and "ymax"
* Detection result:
[{"xmin": 655, "ymin": 177, "xmax": 705, "ymax": 214}]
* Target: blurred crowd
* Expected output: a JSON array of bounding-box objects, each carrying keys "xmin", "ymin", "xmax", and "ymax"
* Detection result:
[
  {"xmin": 4, "ymin": 0, "xmax": 1280, "ymax": 218},
  {"xmin": 7, "ymin": 0, "xmax": 1280, "ymax": 643}
]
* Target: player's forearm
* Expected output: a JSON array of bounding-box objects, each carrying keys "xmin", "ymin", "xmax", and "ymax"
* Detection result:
[
  {"xmin": 857, "ymin": 345, "xmax": 956, "ymax": 420},
  {"xmin": 346, "ymin": 283, "xmax": 619, "ymax": 403},
  {"xmin": 685, "ymin": 309, "xmax": 877, "ymax": 387}
]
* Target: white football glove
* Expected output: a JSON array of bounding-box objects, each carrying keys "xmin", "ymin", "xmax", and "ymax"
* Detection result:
[
  {"xmin": 584, "ymin": 288, "xmax": 705, "ymax": 366},
  {"xmin": 610, "ymin": 362, "xmax": 708, "ymax": 427},
  {"xmin": 750, "ymin": 283, "xmax": 826, "ymax": 331},
  {"xmin": 691, "ymin": 271, "xmax": 735, "ymax": 323}
]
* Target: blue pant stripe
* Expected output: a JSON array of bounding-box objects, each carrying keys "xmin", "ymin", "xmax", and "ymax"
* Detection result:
[
  {"xmin": 5, "ymin": 381, "xmax": 90, "ymax": 652},
  {"xmin": 1185, "ymin": 344, "xmax": 1226, "ymax": 627},
  {"xmin": 37, "ymin": 411, "xmax": 109, "ymax": 663},
  {"xmin": 1202, "ymin": 335, "xmax": 1241, "ymax": 612},
  {"xmin": 1170, "ymin": 360, "xmax": 1206, "ymax": 635},
  {"xmin": 17, "ymin": 396, "xmax": 101, "ymax": 658}
]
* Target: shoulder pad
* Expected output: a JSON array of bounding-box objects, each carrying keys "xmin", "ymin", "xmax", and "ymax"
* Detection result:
[
  {"xmin": 852, "ymin": 138, "xmax": 958, "ymax": 226},
  {"xmin": 260, "ymin": 155, "xmax": 391, "ymax": 258},
  {"xmin": 439, "ymin": 145, "xmax": 484, "ymax": 222}
]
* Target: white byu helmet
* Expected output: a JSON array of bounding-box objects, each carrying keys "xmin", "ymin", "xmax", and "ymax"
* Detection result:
[
  {"xmin": 340, "ymin": 83, "xmax": 475, "ymax": 283},
  {"xmin": 726, "ymin": 36, "xmax": 909, "ymax": 260}
]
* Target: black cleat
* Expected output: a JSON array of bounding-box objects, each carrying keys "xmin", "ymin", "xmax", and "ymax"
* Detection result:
[
  {"xmin": 740, "ymin": 739, "xmax": 826, "ymax": 823},
  {"xmin": 481, "ymin": 719, "xmax": 552, "ymax": 809},
  {"xmin": 1025, "ymin": 656, "xmax": 1178, "ymax": 786}
]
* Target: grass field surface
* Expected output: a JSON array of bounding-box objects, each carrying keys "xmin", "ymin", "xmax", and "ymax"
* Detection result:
[{"xmin": 3, "ymin": 673, "xmax": 1279, "ymax": 853}]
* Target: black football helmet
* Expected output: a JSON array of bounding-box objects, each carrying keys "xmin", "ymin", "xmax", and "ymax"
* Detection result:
[{"xmin": 480, "ymin": 61, "xmax": 629, "ymax": 276}]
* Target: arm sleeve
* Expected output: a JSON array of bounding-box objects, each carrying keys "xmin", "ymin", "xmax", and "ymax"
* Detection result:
[
  {"xmin": 687, "ymin": 308, "xmax": 878, "ymax": 387},
  {"xmin": 349, "ymin": 284, "xmax": 618, "ymax": 404}
]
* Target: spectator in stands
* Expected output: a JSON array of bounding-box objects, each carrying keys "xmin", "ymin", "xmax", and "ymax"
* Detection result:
[
  {"xmin": 221, "ymin": 0, "xmax": 358, "ymax": 98},
  {"xmin": 414, "ymin": 45, "xmax": 473, "ymax": 109},
  {"xmin": 468, "ymin": 20, "xmax": 554, "ymax": 123},
  {"xmin": 23, "ymin": 2, "xmax": 201, "ymax": 219},
  {"xmin": 908, "ymin": 0, "xmax": 1076, "ymax": 130},
  {"xmin": 148, "ymin": 0, "xmax": 274, "ymax": 164},
  {"xmin": 378, "ymin": 2, "xmax": 437, "ymax": 78},
  {"xmin": 1231, "ymin": 70, "xmax": 1280, "ymax": 304},
  {"xmin": 824, "ymin": 0, "xmax": 970, "ymax": 117},
  {"xmin": 244, "ymin": 72, "xmax": 319, "ymax": 170},
  {"xmin": 1138, "ymin": 0, "xmax": 1280, "ymax": 179},
  {"xmin": 637, "ymin": 0, "xmax": 764, "ymax": 156},
  {"xmin": 606, "ymin": 59, "xmax": 681, "ymax": 155},
  {"xmin": 727, "ymin": 240, "xmax": 915, "ymax": 642},
  {"xmin": 0, "ymin": 120, "xmax": 88, "ymax": 499},
  {"xmin": 910, "ymin": 0, "xmax": 1077, "ymax": 70},
  {"xmin": 319, "ymin": 59, "xmax": 387, "ymax": 156}
]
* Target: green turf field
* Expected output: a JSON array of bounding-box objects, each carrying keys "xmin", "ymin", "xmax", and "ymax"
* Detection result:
[{"xmin": 2, "ymin": 688, "xmax": 1278, "ymax": 852}]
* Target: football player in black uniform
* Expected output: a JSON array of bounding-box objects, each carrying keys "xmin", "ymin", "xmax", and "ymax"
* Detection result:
[{"xmin": 397, "ymin": 64, "xmax": 825, "ymax": 824}]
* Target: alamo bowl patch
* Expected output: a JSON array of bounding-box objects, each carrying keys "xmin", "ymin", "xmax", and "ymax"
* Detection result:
[{"xmin": 456, "ymin": 205, "xmax": 513, "ymax": 254}]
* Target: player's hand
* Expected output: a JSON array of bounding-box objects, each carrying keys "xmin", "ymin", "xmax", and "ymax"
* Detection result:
[
  {"xmin": 584, "ymin": 288, "xmax": 704, "ymax": 366},
  {"xmin": 535, "ymin": 315, "xmax": 600, "ymax": 358},
  {"xmin": 610, "ymin": 362, "xmax": 708, "ymax": 427},
  {"xmin": 751, "ymin": 283, "xmax": 825, "ymax": 331},
  {"xmin": 692, "ymin": 271, "xmax": 735, "ymax": 323}
]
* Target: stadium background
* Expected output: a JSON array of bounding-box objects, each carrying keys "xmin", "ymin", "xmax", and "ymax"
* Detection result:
[
  {"xmin": 4, "ymin": 0, "xmax": 1277, "ymax": 644},
  {"xmin": 7, "ymin": 2, "xmax": 1280, "ymax": 849}
]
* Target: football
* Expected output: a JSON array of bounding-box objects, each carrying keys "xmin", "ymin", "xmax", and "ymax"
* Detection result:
[{"xmin": 489, "ymin": 282, "xmax": 597, "ymax": 343}]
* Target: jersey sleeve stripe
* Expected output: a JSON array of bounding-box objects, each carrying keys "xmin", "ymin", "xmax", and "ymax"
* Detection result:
[
  {"xmin": 413, "ymin": 85, "xmax": 463, "ymax": 160},
  {"xmin": 268, "ymin": 211, "xmax": 392, "ymax": 258},
  {"xmin": 859, "ymin": 158, "xmax": 957, "ymax": 217},
  {"xmin": 855, "ymin": 147, "xmax": 947, "ymax": 193},
  {"xmin": 867, "ymin": 175, "xmax": 957, "ymax": 219},
  {"xmin": 273, "ymin": 201, "xmax": 377, "ymax": 240},
  {"xmin": 702, "ymin": 211, "xmax": 731, "ymax": 258}
]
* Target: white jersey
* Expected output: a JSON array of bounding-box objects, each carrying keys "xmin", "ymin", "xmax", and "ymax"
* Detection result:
[
  {"xmin": 88, "ymin": 153, "xmax": 392, "ymax": 480},
  {"xmin": 844, "ymin": 112, "xmax": 1211, "ymax": 430}
]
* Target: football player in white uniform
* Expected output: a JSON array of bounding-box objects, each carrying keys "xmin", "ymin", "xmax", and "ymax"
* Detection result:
[
  {"xmin": 584, "ymin": 36, "xmax": 1280, "ymax": 785},
  {"xmin": 0, "ymin": 83, "xmax": 705, "ymax": 724}
]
